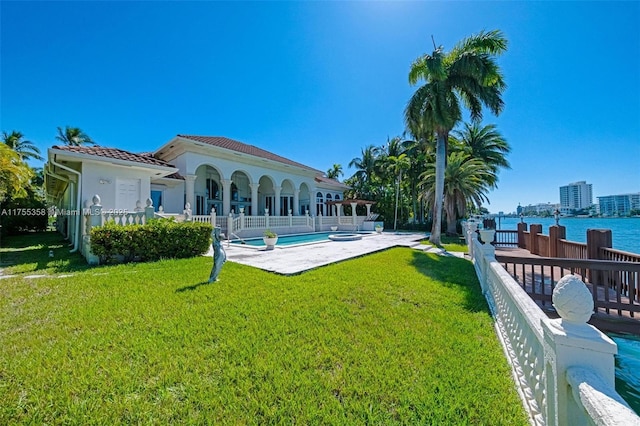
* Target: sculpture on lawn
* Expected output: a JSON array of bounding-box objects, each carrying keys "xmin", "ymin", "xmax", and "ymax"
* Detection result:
[{"xmin": 209, "ymin": 226, "xmax": 226, "ymax": 282}]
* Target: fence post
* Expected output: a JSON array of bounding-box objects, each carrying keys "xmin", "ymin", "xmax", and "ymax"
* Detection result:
[
  {"xmin": 239, "ymin": 208, "xmax": 245, "ymax": 231},
  {"xmin": 530, "ymin": 224, "xmax": 542, "ymax": 255},
  {"xmin": 549, "ymin": 225, "xmax": 566, "ymax": 258},
  {"xmin": 587, "ymin": 229, "xmax": 612, "ymax": 285},
  {"xmin": 144, "ymin": 198, "xmax": 154, "ymax": 222},
  {"xmin": 84, "ymin": 194, "xmax": 103, "ymax": 265},
  {"xmin": 227, "ymin": 212, "xmax": 234, "ymax": 236},
  {"xmin": 542, "ymin": 275, "xmax": 618, "ymax": 425},
  {"xmin": 210, "ymin": 208, "xmax": 216, "ymax": 227},
  {"xmin": 517, "ymin": 222, "xmax": 528, "ymax": 248},
  {"xmin": 183, "ymin": 202, "xmax": 192, "ymax": 222},
  {"xmin": 265, "ymin": 209, "xmax": 270, "ymax": 229}
]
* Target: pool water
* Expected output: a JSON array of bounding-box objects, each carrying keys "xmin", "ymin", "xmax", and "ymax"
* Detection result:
[{"xmin": 231, "ymin": 231, "xmax": 371, "ymax": 247}]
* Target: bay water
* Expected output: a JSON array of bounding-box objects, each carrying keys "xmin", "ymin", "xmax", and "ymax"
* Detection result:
[{"xmin": 496, "ymin": 216, "xmax": 640, "ymax": 254}]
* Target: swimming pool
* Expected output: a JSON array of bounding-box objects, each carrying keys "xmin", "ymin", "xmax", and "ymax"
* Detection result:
[{"xmin": 231, "ymin": 231, "xmax": 373, "ymax": 247}]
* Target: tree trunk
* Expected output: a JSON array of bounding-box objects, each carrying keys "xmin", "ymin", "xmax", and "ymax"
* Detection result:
[{"xmin": 429, "ymin": 131, "xmax": 447, "ymax": 245}]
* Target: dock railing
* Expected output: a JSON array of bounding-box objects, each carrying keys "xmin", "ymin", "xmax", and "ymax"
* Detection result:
[{"xmin": 464, "ymin": 221, "xmax": 640, "ymax": 426}]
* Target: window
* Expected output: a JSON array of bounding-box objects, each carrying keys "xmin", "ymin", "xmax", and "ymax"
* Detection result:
[
  {"xmin": 326, "ymin": 194, "xmax": 333, "ymax": 216},
  {"xmin": 316, "ymin": 192, "xmax": 324, "ymax": 216},
  {"xmin": 206, "ymin": 178, "xmax": 219, "ymax": 200}
]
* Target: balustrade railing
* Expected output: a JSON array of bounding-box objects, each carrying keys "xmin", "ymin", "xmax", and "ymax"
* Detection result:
[
  {"xmin": 495, "ymin": 230, "xmax": 518, "ymax": 246},
  {"xmin": 465, "ymin": 222, "xmax": 640, "ymax": 425}
]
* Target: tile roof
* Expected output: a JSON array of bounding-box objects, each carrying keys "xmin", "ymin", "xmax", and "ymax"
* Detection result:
[
  {"xmin": 177, "ymin": 135, "xmax": 322, "ymax": 172},
  {"xmin": 52, "ymin": 145, "xmax": 175, "ymax": 169},
  {"xmin": 314, "ymin": 175, "xmax": 350, "ymax": 188}
]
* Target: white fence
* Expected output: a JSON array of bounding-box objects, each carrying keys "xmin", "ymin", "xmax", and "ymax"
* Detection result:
[
  {"xmin": 464, "ymin": 221, "xmax": 640, "ymax": 426},
  {"xmin": 79, "ymin": 195, "xmax": 375, "ymax": 262}
]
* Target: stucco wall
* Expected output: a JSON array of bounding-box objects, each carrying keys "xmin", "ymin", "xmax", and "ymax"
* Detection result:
[{"xmin": 81, "ymin": 162, "xmax": 152, "ymax": 211}]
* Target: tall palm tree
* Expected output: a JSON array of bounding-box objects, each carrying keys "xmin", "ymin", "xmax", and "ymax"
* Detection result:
[
  {"xmin": 405, "ymin": 30, "xmax": 507, "ymax": 245},
  {"xmin": 452, "ymin": 122, "xmax": 510, "ymax": 188},
  {"xmin": 1, "ymin": 130, "xmax": 43, "ymax": 161},
  {"xmin": 326, "ymin": 164, "xmax": 343, "ymax": 180},
  {"xmin": 386, "ymin": 152, "xmax": 411, "ymax": 230},
  {"xmin": 55, "ymin": 126, "xmax": 95, "ymax": 146},
  {"xmin": 420, "ymin": 151, "xmax": 492, "ymax": 235}
]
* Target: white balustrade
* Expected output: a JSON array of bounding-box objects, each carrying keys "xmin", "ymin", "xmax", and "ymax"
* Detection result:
[{"xmin": 466, "ymin": 222, "xmax": 640, "ymax": 426}]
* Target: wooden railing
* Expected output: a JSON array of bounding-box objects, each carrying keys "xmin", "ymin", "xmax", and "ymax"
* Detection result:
[
  {"xmin": 601, "ymin": 247, "xmax": 640, "ymax": 263},
  {"xmin": 496, "ymin": 255, "xmax": 640, "ymax": 320},
  {"xmin": 558, "ymin": 239, "xmax": 588, "ymax": 259},
  {"xmin": 537, "ymin": 234, "xmax": 549, "ymax": 257}
]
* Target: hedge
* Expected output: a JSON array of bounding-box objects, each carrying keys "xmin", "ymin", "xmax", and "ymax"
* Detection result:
[{"xmin": 90, "ymin": 218, "xmax": 212, "ymax": 264}]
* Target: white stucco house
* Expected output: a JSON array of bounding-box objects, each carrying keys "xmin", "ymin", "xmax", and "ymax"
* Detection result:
[{"xmin": 45, "ymin": 134, "xmax": 353, "ymax": 253}]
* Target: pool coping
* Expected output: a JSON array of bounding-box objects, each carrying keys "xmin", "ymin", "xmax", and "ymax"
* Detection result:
[{"xmin": 207, "ymin": 232, "xmax": 442, "ymax": 275}]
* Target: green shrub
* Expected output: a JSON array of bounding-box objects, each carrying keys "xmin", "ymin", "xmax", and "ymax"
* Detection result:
[
  {"xmin": 0, "ymin": 196, "xmax": 48, "ymax": 236},
  {"xmin": 90, "ymin": 219, "xmax": 212, "ymax": 264}
]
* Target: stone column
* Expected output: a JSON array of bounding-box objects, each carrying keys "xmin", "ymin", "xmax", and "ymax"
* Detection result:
[
  {"xmin": 274, "ymin": 186, "xmax": 282, "ymax": 216},
  {"xmin": 144, "ymin": 198, "xmax": 154, "ymax": 222},
  {"xmin": 293, "ymin": 189, "xmax": 300, "ymax": 216},
  {"xmin": 221, "ymin": 179, "xmax": 232, "ymax": 216},
  {"xmin": 85, "ymin": 195, "xmax": 103, "ymax": 265},
  {"xmin": 542, "ymin": 275, "xmax": 620, "ymax": 426},
  {"xmin": 365, "ymin": 203, "xmax": 372, "ymax": 218},
  {"xmin": 185, "ymin": 174, "xmax": 197, "ymax": 213},
  {"xmin": 351, "ymin": 202, "xmax": 358, "ymax": 226},
  {"xmin": 250, "ymin": 183, "xmax": 260, "ymax": 216}
]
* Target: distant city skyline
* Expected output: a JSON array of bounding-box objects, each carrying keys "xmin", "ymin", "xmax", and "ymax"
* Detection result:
[{"xmin": 2, "ymin": 2, "xmax": 639, "ymax": 215}]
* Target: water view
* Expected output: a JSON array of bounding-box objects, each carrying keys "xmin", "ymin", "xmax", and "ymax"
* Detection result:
[{"xmin": 496, "ymin": 217, "xmax": 640, "ymax": 254}]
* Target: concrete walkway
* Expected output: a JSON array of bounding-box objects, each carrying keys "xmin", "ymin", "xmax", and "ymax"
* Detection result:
[{"xmin": 210, "ymin": 232, "xmax": 456, "ymax": 275}]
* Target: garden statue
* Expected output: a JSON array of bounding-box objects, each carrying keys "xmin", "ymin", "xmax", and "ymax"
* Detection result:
[{"xmin": 209, "ymin": 226, "xmax": 226, "ymax": 282}]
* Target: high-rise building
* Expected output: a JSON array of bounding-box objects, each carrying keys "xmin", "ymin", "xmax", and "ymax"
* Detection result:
[
  {"xmin": 559, "ymin": 181, "xmax": 593, "ymax": 214},
  {"xmin": 597, "ymin": 193, "xmax": 640, "ymax": 216}
]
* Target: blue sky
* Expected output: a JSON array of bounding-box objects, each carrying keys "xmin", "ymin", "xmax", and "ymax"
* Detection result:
[{"xmin": 2, "ymin": 1, "xmax": 639, "ymax": 214}]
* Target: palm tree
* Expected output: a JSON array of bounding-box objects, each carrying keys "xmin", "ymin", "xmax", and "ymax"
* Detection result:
[
  {"xmin": 420, "ymin": 151, "xmax": 492, "ymax": 235},
  {"xmin": 386, "ymin": 152, "xmax": 411, "ymax": 230},
  {"xmin": 326, "ymin": 164, "xmax": 343, "ymax": 180},
  {"xmin": 405, "ymin": 30, "xmax": 507, "ymax": 245},
  {"xmin": 2, "ymin": 131, "xmax": 43, "ymax": 161},
  {"xmin": 452, "ymin": 122, "xmax": 510, "ymax": 188},
  {"xmin": 348, "ymin": 145, "xmax": 380, "ymax": 198},
  {"xmin": 55, "ymin": 126, "xmax": 95, "ymax": 146}
]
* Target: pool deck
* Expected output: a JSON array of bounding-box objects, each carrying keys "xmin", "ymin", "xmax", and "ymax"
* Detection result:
[{"xmin": 209, "ymin": 232, "xmax": 462, "ymax": 275}]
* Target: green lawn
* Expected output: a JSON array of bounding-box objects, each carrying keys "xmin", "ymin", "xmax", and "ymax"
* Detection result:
[
  {"xmin": 421, "ymin": 235, "xmax": 469, "ymax": 253},
  {"xmin": 1, "ymin": 233, "xmax": 527, "ymax": 424}
]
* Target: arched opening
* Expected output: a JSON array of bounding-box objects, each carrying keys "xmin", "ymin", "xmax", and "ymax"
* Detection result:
[
  {"xmin": 230, "ymin": 170, "xmax": 251, "ymax": 215},
  {"xmin": 194, "ymin": 164, "xmax": 222, "ymax": 215},
  {"xmin": 259, "ymin": 175, "xmax": 275, "ymax": 215},
  {"xmin": 299, "ymin": 183, "xmax": 311, "ymax": 215},
  {"xmin": 280, "ymin": 179, "xmax": 295, "ymax": 215}
]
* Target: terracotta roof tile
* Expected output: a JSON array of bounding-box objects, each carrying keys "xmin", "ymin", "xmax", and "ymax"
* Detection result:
[
  {"xmin": 314, "ymin": 175, "xmax": 350, "ymax": 188},
  {"xmin": 52, "ymin": 145, "xmax": 175, "ymax": 169},
  {"xmin": 177, "ymin": 135, "xmax": 322, "ymax": 172}
]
